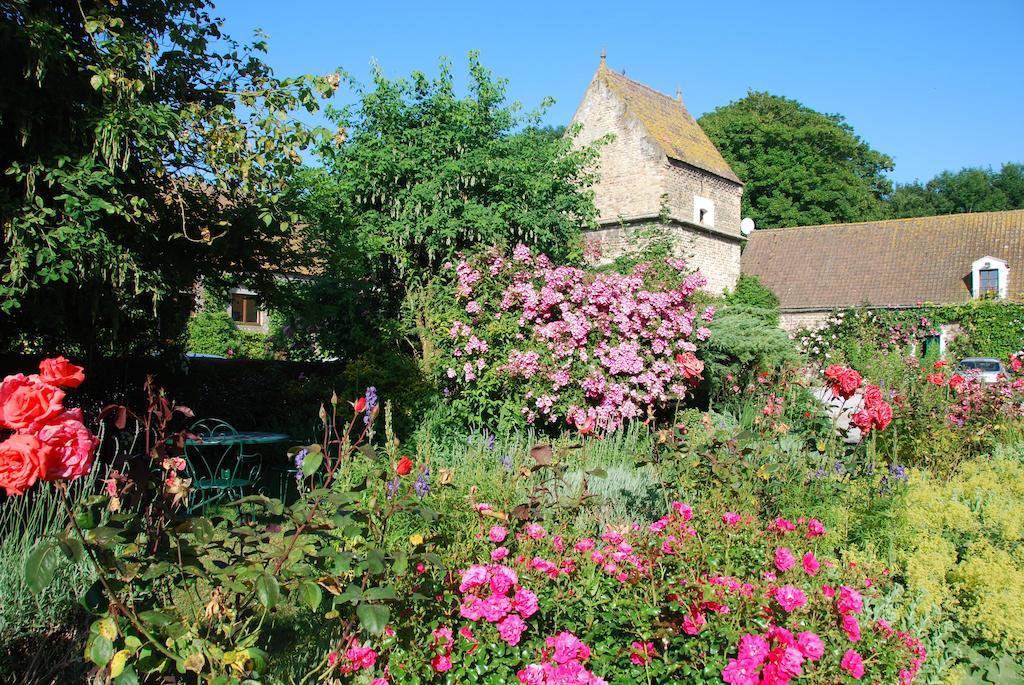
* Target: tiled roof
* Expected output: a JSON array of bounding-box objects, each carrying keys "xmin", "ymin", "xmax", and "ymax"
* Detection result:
[
  {"xmin": 598, "ymin": 65, "xmax": 741, "ymax": 184},
  {"xmin": 742, "ymin": 210, "xmax": 1024, "ymax": 310}
]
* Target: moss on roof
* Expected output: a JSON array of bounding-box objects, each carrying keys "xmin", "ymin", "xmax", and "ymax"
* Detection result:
[{"xmin": 598, "ymin": 64, "xmax": 741, "ymax": 184}]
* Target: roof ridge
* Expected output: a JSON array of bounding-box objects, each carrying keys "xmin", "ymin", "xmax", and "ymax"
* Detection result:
[
  {"xmin": 752, "ymin": 208, "xmax": 1024, "ymax": 234},
  {"xmin": 601, "ymin": 68, "xmax": 691, "ymax": 116}
]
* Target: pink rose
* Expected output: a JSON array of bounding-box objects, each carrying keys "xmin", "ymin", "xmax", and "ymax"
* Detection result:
[
  {"xmin": 796, "ymin": 631, "xmax": 824, "ymax": 661},
  {"xmin": 490, "ymin": 525, "xmax": 508, "ymax": 543},
  {"xmin": 774, "ymin": 547, "xmax": 796, "ymax": 572},
  {"xmin": 513, "ymin": 587, "xmax": 539, "ymax": 618},
  {"xmin": 842, "ymin": 614, "xmax": 862, "ymax": 642},
  {"xmin": 0, "ymin": 433, "xmax": 53, "ymax": 496},
  {"xmin": 802, "ymin": 551, "xmax": 820, "ymax": 576},
  {"xmin": 491, "ymin": 546, "xmax": 509, "ymax": 561},
  {"xmin": 38, "ymin": 357, "xmax": 85, "ymax": 388},
  {"xmin": 0, "ymin": 374, "xmax": 65, "ymax": 431},
  {"xmin": 722, "ymin": 512, "xmax": 741, "ymax": 526},
  {"xmin": 37, "ymin": 409, "xmax": 98, "ymax": 481},
  {"xmin": 773, "ymin": 585, "xmax": 808, "ymax": 613},
  {"xmin": 497, "ymin": 614, "xmax": 527, "ymax": 645},
  {"xmin": 841, "ymin": 649, "xmax": 865, "ymax": 679}
]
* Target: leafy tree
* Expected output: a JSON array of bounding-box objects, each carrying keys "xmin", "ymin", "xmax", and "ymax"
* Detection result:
[
  {"xmin": 726, "ymin": 274, "xmax": 780, "ymax": 318},
  {"xmin": 296, "ymin": 54, "xmax": 602, "ymax": 364},
  {"xmin": 889, "ymin": 163, "xmax": 1024, "ymax": 218},
  {"xmin": 0, "ymin": 0, "xmax": 338, "ymax": 356},
  {"xmin": 699, "ymin": 91, "xmax": 894, "ymax": 228}
]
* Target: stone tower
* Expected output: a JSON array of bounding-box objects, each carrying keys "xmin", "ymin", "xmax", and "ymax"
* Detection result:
[{"xmin": 570, "ymin": 54, "xmax": 744, "ymax": 294}]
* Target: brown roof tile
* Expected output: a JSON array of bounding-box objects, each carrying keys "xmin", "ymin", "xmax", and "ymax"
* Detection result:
[
  {"xmin": 598, "ymin": 65, "xmax": 741, "ymax": 185},
  {"xmin": 742, "ymin": 210, "xmax": 1024, "ymax": 310}
]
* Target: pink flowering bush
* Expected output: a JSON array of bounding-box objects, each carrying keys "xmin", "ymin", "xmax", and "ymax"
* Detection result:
[
  {"xmin": 430, "ymin": 245, "xmax": 713, "ymax": 432},
  {"xmin": 385, "ymin": 500, "xmax": 924, "ymax": 684}
]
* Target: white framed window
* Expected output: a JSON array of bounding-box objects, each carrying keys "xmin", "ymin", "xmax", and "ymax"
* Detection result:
[
  {"xmin": 970, "ymin": 256, "xmax": 1008, "ymax": 299},
  {"xmin": 693, "ymin": 195, "xmax": 715, "ymax": 228}
]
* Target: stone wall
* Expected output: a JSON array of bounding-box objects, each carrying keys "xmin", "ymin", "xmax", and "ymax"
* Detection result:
[
  {"xmin": 570, "ymin": 78, "xmax": 666, "ymax": 223},
  {"xmin": 584, "ymin": 221, "xmax": 741, "ymax": 296},
  {"xmin": 662, "ymin": 160, "xmax": 743, "ymax": 238},
  {"xmin": 779, "ymin": 311, "xmax": 831, "ymax": 334}
]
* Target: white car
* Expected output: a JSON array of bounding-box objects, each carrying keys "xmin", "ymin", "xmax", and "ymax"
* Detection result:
[{"xmin": 955, "ymin": 358, "xmax": 1007, "ymax": 384}]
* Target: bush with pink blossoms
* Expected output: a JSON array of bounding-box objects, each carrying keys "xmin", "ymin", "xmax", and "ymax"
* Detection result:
[
  {"xmin": 394, "ymin": 499, "xmax": 924, "ymax": 684},
  {"xmin": 430, "ymin": 245, "xmax": 713, "ymax": 432}
]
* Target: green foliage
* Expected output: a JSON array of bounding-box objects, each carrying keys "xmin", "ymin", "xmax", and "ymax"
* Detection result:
[
  {"xmin": 726, "ymin": 273, "xmax": 780, "ymax": 316},
  {"xmin": 0, "ymin": 471, "xmax": 97, "ymax": 680},
  {"xmin": 796, "ymin": 303, "xmax": 1024, "ymax": 366},
  {"xmin": 700, "ymin": 304, "xmax": 801, "ymax": 403},
  {"xmin": 185, "ymin": 309, "xmax": 271, "ymax": 359},
  {"xmin": 699, "ymin": 91, "xmax": 894, "ymax": 228},
  {"xmin": 0, "ymin": 1, "xmax": 339, "ymax": 354},
  {"xmin": 294, "ymin": 53, "xmax": 602, "ymax": 362},
  {"xmin": 890, "ymin": 163, "xmax": 1024, "ymax": 218}
]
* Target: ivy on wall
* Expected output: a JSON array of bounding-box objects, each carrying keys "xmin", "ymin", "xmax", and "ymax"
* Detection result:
[{"xmin": 796, "ymin": 301, "xmax": 1024, "ymax": 365}]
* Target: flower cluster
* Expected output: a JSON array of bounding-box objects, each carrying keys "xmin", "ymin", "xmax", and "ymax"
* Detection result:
[
  {"xmin": 823, "ymin": 365, "xmax": 893, "ymax": 435},
  {"xmin": 721, "ymin": 627, "xmax": 824, "ymax": 684},
  {"xmin": 458, "ymin": 563, "xmax": 539, "ymax": 646},
  {"xmin": 0, "ymin": 357, "xmax": 98, "ymax": 496},
  {"xmin": 517, "ymin": 632, "xmax": 607, "ymax": 684},
  {"xmin": 437, "ymin": 246, "xmax": 711, "ymax": 432}
]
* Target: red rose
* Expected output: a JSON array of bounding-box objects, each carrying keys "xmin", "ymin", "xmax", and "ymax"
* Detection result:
[
  {"xmin": 926, "ymin": 373, "xmax": 945, "ymax": 386},
  {"xmin": 0, "ymin": 373, "xmax": 65, "ymax": 431},
  {"xmin": 851, "ymin": 410, "xmax": 872, "ymax": 434},
  {"xmin": 949, "ymin": 374, "xmax": 965, "ymax": 390},
  {"xmin": 824, "ymin": 365, "xmax": 862, "ymax": 400},
  {"xmin": 871, "ymin": 401, "xmax": 893, "ymax": 431},
  {"xmin": 37, "ymin": 409, "xmax": 99, "ymax": 481},
  {"xmin": 38, "ymin": 356, "xmax": 85, "ymax": 388},
  {"xmin": 396, "ymin": 455, "xmax": 413, "ymax": 476},
  {"xmin": 674, "ymin": 353, "xmax": 704, "ymax": 380},
  {"xmin": 0, "ymin": 433, "xmax": 54, "ymax": 496},
  {"xmin": 353, "ymin": 397, "xmax": 367, "ymax": 413}
]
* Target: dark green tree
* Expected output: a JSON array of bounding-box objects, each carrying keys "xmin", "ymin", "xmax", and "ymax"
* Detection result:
[
  {"xmin": 295, "ymin": 54, "xmax": 602, "ymax": 364},
  {"xmin": 889, "ymin": 163, "xmax": 1024, "ymax": 218},
  {"xmin": 0, "ymin": 0, "xmax": 338, "ymax": 356},
  {"xmin": 699, "ymin": 91, "xmax": 894, "ymax": 228}
]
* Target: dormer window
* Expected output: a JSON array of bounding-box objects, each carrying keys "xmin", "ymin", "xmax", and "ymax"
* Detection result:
[
  {"xmin": 693, "ymin": 195, "xmax": 715, "ymax": 228},
  {"xmin": 971, "ymin": 256, "xmax": 1008, "ymax": 299}
]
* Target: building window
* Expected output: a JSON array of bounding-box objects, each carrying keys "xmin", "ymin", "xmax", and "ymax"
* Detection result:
[
  {"xmin": 971, "ymin": 256, "xmax": 1008, "ymax": 299},
  {"xmin": 231, "ymin": 293, "xmax": 260, "ymax": 324},
  {"xmin": 693, "ymin": 195, "xmax": 715, "ymax": 228},
  {"xmin": 979, "ymin": 268, "xmax": 1000, "ymax": 296}
]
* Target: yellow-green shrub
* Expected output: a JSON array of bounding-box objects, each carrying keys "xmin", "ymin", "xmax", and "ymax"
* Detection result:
[{"xmin": 899, "ymin": 457, "xmax": 1024, "ymax": 653}]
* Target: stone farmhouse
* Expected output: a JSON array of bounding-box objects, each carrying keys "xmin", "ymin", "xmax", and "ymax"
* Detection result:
[
  {"xmin": 743, "ymin": 209, "xmax": 1024, "ymax": 333},
  {"xmin": 569, "ymin": 54, "xmax": 745, "ymax": 295}
]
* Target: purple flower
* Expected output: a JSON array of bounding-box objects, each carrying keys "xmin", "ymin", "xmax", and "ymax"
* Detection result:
[
  {"xmin": 364, "ymin": 386, "xmax": 377, "ymax": 424},
  {"xmin": 386, "ymin": 477, "xmax": 400, "ymax": 501},
  {"xmin": 414, "ymin": 468, "xmax": 431, "ymax": 498},
  {"xmin": 294, "ymin": 448, "xmax": 308, "ymax": 471},
  {"xmin": 486, "ymin": 432, "xmax": 496, "ymax": 451},
  {"xmin": 500, "ymin": 453, "xmax": 513, "ymax": 471}
]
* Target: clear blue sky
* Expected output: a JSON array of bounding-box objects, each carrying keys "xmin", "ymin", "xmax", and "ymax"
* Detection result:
[{"xmin": 214, "ymin": 0, "xmax": 1023, "ymax": 184}]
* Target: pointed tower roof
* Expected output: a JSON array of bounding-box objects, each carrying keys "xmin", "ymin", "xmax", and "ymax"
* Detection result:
[{"xmin": 594, "ymin": 59, "xmax": 741, "ymax": 184}]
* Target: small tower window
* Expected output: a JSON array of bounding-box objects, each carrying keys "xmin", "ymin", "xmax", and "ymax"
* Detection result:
[{"xmin": 693, "ymin": 196, "xmax": 715, "ymax": 227}]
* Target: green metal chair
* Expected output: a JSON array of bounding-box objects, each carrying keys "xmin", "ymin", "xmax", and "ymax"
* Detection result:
[{"xmin": 184, "ymin": 419, "xmax": 254, "ymax": 513}]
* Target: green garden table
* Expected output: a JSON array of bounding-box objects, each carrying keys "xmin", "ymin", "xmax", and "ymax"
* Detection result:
[{"xmin": 182, "ymin": 423, "xmax": 290, "ymax": 512}]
